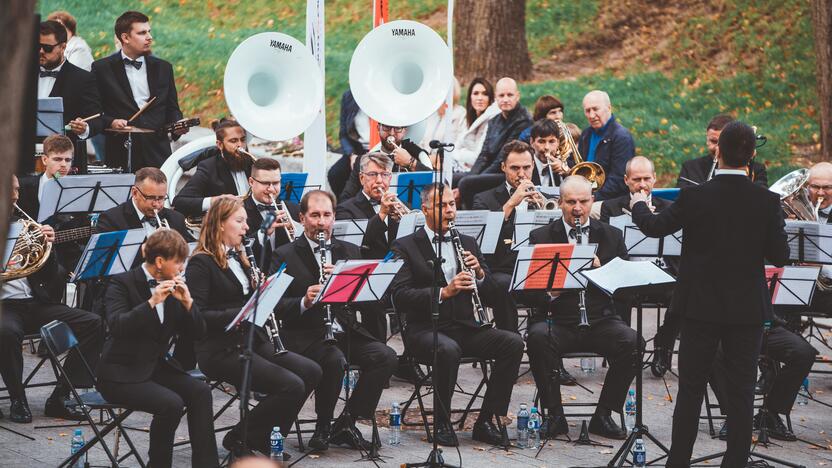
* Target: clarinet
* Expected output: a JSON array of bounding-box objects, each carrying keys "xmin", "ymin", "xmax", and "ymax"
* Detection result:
[
  {"xmin": 448, "ymin": 221, "xmax": 493, "ymax": 328},
  {"xmin": 243, "ymin": 241, "xmax": 287, "ymax": 355},
  {"xmin": 573, "ymin": 223, "xmax": 591, "ymax": 330},
  {"xmin": 317, "ymin": 232, "xmax": 337, "ymax": 343}
]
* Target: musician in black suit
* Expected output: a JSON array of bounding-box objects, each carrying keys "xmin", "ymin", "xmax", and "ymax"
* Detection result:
[
  {"xmin": 391, "ymin": 182, "xmax": 524, "ymax": 447},
  {"xmin": 187, "ymin": 196, "xmax": 321, "ymax": 460},
  {"xmin": 270, "ymin": 190, "xmax": 397, "ymax": 452},
  {"xmin": 0, "ymin": 175, "xmax": 103, "ymax": 423},
  {"xmin": 805, "ymin": 162, "xmax": 832, "ymax": 313},
  {"xmin": 38, "ymin": 21, "xmax": 103, "ymax": 174},
  {"xmin": 599, "ymin": 156, "xmax": 671, "ymax": 223},
  {"xmin": 173, "ymin": 119, "xmax": 252, "ymax": 217},
  {"xmin": 92, "ymin": 11, "xmax": 187, "ymax": 170},
  {"xmin": 530, "ymin": 119, "xmax": 573, "ymax": 188},
  {"xmin": 97, "ymin": 230, "xmax": 218, "ymax": 468},
  {"xmin": 677, "ymin": 114, "xmax": 768, "ymax": 189},
  {"xmin": 339, "ymin": 122, "xmax": 430, "ymax": 201},
  {"xmin": 631, "ymin": 121, "xmax": 789, "ymax": 468},
  {"xmin": 522, "ymin": 176, "xmax": 637, "ymax": 440},
  {"xmin": 242, "ymin": 157, "xmax": 300, "ymax": 271}
]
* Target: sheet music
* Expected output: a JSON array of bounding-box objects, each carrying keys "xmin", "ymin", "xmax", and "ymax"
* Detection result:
[
  {"xmin": 388, "ymin": 171, "xmax": 436, "ymax": 209},
  {"xmin": 316, "ymin": 259, "xmax": 403, "ymax": 303},
  {"xmin": 332, "ymin": 219, "xmax": 369, "ymax": 245},
  {"xmin": 450, "ymin": 210, "xmax": 503, "ymax": 254},
  {"xmin": 3, "ymin": 223, "xmax": 23, "ymax": 272},
  {"xmin": 510, "ymin": 243, "xmax": 596, "ymax": 291},
  {"xmin": 609, "ymin": 214, "xmax": 682, "ymax": 256},
  {"xmin": 396, "ymin": 211, "xmax": 426, "ymax": 239},
  {"xmin": 537, "ymin": 185, "xmax": 560, "ymax": 199},
  {"xmin": 226, "ymin": 271, "xmax": 294, "ymax": 331},
  {"xmin": 72, "ymin": 228, "xmax": 146, "ymax": 282},
  {"xmin": 784, "ymin": 220, "xmax": 832, "ymax": 263},
  {"xmin": 766, "ymin": 265, "xmax": 819, "ymax": 306},
  {"xmin": 511, "ymin": 209, "xmax": 562, "ymax": 251},
  {"xmin": 581, "ymin": 257, "xmax": 676, "ymax": 296},
  {"xmin": 280, "ymin": 173, "xmax": 320, "ymax": 204},
  {"xmin": 38, "ymin": 174, "xmax": 135, "ymax": 222}
]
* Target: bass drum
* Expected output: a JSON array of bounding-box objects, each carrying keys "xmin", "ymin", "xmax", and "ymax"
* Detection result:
[{"xmin": 160, "ymin": 135, "xmax": 217, "ymax": 208}]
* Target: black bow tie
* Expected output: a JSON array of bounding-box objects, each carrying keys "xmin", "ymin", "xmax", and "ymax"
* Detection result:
[
  {"xmin": 141, "ymin": 216, "xmax": 159, "ymax": 228},
  {"xmin": 568, "ymin": 226, "xmax": 589, "ymax": 240},
  {"xmin": 257, "ymin": 203, "xmax": 277, "ymax": 213},
  {"xmin": 313, "ymin": 244, "xmax": 331, "ymax": 253},
  {"xmin": 226, "ymin": 249, "xmax": 241, "ymax": 261},
  {"xmin": 123, "ymin": 57, "xmax": 143, "ymax": 70},
  {"xmin": 147, "ymin": 278, "xmax": 159, "ymax": 288},
  {"xmin": 368, "ymin": 198, "xmax": 380, "ymax": 207},
  {"xmin": 433, "ymin": 235, "xmax": 451, "ymax": 243},
  {"xmin": 39, "ymin": 69, "xmax": 60, "ymax": 78}
]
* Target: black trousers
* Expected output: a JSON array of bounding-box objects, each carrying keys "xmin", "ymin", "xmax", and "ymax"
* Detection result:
[
  {"xmin": 301, "ymin": 333, "xmax": 397, "ymax": 422},
  {"xmin": 405, "ymin": 324, "xmax": 524, "ymax": 422},
  {"xmin": 667, "ymin": 318, "xmax": 762, "ymax": 468},
  {"xmin": 0, "ymin": 299, "xmax": 102, "ymax": 399},
  {"xmin": 490, "ymin": 272, "xmax": 519, "ymax": 333},
  {"xmin": 98, "ymin": 364, "xmax": 218, "ymax": 468},
  {"xmin": 198, "ymin": 341, "xmax": 322, "ymax": 453},
  {"xmin": 526, "ymin": 317, "xmax": 638, "ymax": 414}
]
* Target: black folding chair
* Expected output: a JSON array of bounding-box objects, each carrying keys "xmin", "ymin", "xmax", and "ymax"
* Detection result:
[
  {"xmin": 40, "ymin": 320, "xmax": 145, "ymax": 468},
  {"xmin": 0, "ymin": 334, "xmax": 57, "ymax": 401}
]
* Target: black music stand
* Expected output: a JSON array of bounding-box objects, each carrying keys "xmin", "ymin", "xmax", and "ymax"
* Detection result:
[
  {"xmin": 72, "ymin": 229, "xmax": 145, "ymax": 282},
  {"xmin": 332, "ymin": 219, "xmax": 369, "ymax": 247},
  {"xmin": 37, "ymin": 174, "xmax": 135, "ymax": 223},
  {"xmin": 510, "ymin": 210, "xmax": 562, "ymax": 251},
  {"xmin": 279, "ymin": 174, "xmax": 320, "ymax": 204},
  {"xmin": 390, "ymin": 171, "xmax": 434, "ymax": 209},
  {"xmin": 448, "ymin": 211, "xmax": 503, "ymax": 255}
]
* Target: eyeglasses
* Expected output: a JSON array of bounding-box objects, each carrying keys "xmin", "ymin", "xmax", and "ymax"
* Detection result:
[
  {"xmin": 39, "ymin": 42, "xmax": 64, "ymax": 53},
  {"xmin": 134, "ymin": 186, "xmax": 168, "ymax": 202},
  {"xmin": 809, "ymin": 184, "xmax": 832, "ymax": 192},
  {"xmin": 251, "ymin": 177, "xmax": 281, "ymax": 188},
  {"xmin": 361, "ymin": 171, "xmax": 393, "ymax": 180},
  {"xmin": 379, "ymin": 125, "xmax": 406, "ymax": 133}
]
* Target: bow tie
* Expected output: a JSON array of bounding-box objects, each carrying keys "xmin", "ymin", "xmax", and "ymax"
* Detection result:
[
  {"xmin": 147, "ymin": 278, "xmax": 159, "ymax": 288},
  {"xmin": 123, "ymin": 57, "xmax": 143, "ymax": 70},
  {"xmin": 257, "ymin": 203, "xmax": 277, "ymax": 213},
  {"xmin": 39, "ymin": 69, "xmax": 60, "ymax": 78},
  {"xmin": 226, "ymin": 249, "xmax": 241, "ymax": 261},
  {"xmin": 433, "ymin": 235, "xmax": 451, "ymax": 243},
  {"xmin": 368, "ymin": 198, "xmax": 380, "ymax": 207},
  {"xmin": 141, "ymin": 216, "xmax": 159, "ymax": 228},
  {"xmin": 568, "ymin": 226, "xmax": 590, "ymax": 240},
  {"xmin": 313, "ymin": 244, "xmax": 331, "ymax": 253}
]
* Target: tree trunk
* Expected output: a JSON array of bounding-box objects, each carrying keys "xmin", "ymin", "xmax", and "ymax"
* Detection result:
[
  {"xmin": 454, "ymin": 0, "xmax": 533, "ymax": 85},
  {"xmin": 813, "ymin": 0, "xmax": 832, "ymax": 161}
]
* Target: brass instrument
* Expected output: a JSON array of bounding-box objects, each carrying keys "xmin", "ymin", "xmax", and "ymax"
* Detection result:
[
  {"xmin": 236, "ymin": 147, "xmax": 258, "ymax": 162},
  {"xmin": 573, "ymin": 222, "xmax": 590, "ymax": 330},
  {"xmin": 525, "ymin": 186, "xmax": 559, "ymax": 210},
  {"xmin": 448, "ymin": 221, "xmax": 493, "ymax": 328},
  {"xmin": 2, "ymin": 204, "xmax": 53, "ymax": 280},
  {"xmin": 386, "ymin": 137, "xmax": 412, "ymax": 172},
  {"xmin": 243, "ymin": 240, "xmax": 287, "ymax": 355},
  {"xmin": 317, "ymin": 232, "xmax": 337, "ymax": 343},
  {"xmin": 555, "ymin": 120, "xmax": 606, "ymax": 191},
  {"xmin": 153, "ymin": 209, "xmax": 170, "ymax": 230},
  {"xmin": 379, "ymin": 190, "xmax": 416, "ymax": 220},
  {"xmin": 707, "ymin": 157, "xmax": 718, "ymax": 182}
]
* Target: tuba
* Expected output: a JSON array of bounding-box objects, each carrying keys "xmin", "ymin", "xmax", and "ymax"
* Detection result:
[
  {"xmin": 770, "ymin": 168, "xmax": 818, "ymax": 221},
  {"xmin": 3, "ymin": 204, "xmax": 53, "ymax": 280},
  {"xmin": 556, "ymin": 120, "xmax": 606, "ymax": 191}
]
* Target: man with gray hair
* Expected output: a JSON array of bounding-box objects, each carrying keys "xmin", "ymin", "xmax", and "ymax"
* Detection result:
[
  {"xmin": 578, "ymin": 90, "xmax": 635, "ymax": 201},
  {"xmin": 599, "ymin": 155, "xmax": 671, "ymax": 223}
]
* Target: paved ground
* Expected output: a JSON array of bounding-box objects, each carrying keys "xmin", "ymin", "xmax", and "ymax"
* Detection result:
[{"xmin": 2, "ymin": 309, "xmax": 831, "ymax": 467}]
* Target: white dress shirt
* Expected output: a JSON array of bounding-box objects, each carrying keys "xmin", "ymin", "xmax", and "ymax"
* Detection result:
[
  {"xmin": 121, "ymin": 51, "xmax": 150, "ymax": 109},
  {"xmin": 562, "ymin": 218, "xmax": 590, "ymax": 245},
  {"xmin": 423, "ymin": 224, "xmax": 457, "ymax": 285},
  {"xmin": 226, "ymin": 246, "xmax": 251, "ymax": 296},
  {"xmin": 534, "ymin": 156, "xmax": 556, "ymax": 187},
  {"xmin": 133, "ymin": 200, "xmax": 157, "ymax": 236},
  {"xmin": 141, "ymin": 264, "xmax": 165, "ymax": 323},
  {"xmin": 200, "ymin": 168, "xmax": 250, "ymax": 212},
  {"xmin": 38, "ymin": 60, "xmax": 65, "ymax": 99},
  {"xmin": 300, "ymin": 235, "xmax": 342, "ymax": 332},
  {"xmin": 713, "ymin": 169, "xmax": 748, "ymax": 177}
]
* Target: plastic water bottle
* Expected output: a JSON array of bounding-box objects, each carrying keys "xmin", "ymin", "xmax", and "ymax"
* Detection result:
[
  {"xmin": 343, "ymin": 369, "xmax": 358, "ymax": 392},
  {"xmin": 389, "ymin": 401, "xmax": 401, "ymax": 445},
  {"xmin": 270, "ymin": 426, "xmax": 284, "ymax": 461},
  {"xmin": 516, "ymin": 403, "xmax": 530, "ymax": 449},
  {"xmin": 633, "ymin": 437, "xmax": 646, "ymax": 467},
  {"xmin": 527, "ymin": 407, "xmax": 541, "ymax": 449},
  {"xmin": 70, "ymin": 428, "xmax": 86, "ymax": 468},
  {"xmin": 624, "ymin": 389, "xmax": 637, "ymax": 433},
  {"xmin": 580, "ymin": 357, "xmax": 596, "ymax": 374},
  {"xmin": 797, "ymin": 377, "xmax": 810, "ymax": 406}
]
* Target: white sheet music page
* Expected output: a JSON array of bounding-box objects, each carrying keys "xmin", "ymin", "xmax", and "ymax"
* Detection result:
[
  {"xmin": 784, "ymin": 220, "xmax": 832, "ymax": 263},
  {"xmin": 512, "ymin": 209, "xmax": 562, "ymax": 251},
  {"xmin": 226, "ymin": 271, "xmax": 295, "ymax": 331},
  {"xmin": 396, "ymin": 211, "xmax": 426, "ymax": 239},
  {"xmin": 581, "ymin": 257, "xmax": 675, "ymax": 296},
  {"xmin": 452, "ymin": 210, "xmax": 503, "ymax": 254},
  {"xmin": 609, "ymin": 214, "xmax": 682, "ymax": 257},
  {"xmin": 332, "ymin": 219, "xmax": 368, "ymax": 245},
  {"xmin": 766, "ymin": 265, "xmax": 819, "ymax": 306}
]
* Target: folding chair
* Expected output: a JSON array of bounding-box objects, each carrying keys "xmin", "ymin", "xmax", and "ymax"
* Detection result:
[
  {"xmin": 0, "ymin": 334, "xmax": 57, "ymax": 401},
  {"xmin": 40, "ymin": 320, "xmax": 145, "ymax": 468}
]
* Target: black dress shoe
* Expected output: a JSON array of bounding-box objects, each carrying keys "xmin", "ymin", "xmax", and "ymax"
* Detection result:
[
  {"xmin": 757, "ymin": 412, "xmax": 797, "ymax": 442},
  {"xmin": 472, "ymin": 419, "xmax": 506, "ymax": 446},
  {"xmin": 542, "ymin": 415, "xmax": 569, "ymax": 438},
  {"xmin": 432, "ymin": 421, "xmax": 458, "ymax": 447},
  {"xmin": 588, "ymin": 413, "xmax": 627, "ymax": 440},
  {"xmin": 558, "ymin": 365, "xmax": 577, "ymax": 386},
  {"xmin": 718, "ymin": 421, "xmax": 728, "ymax": 441},
  {"xmin": 330, "ymin": 417, "xmax": 373, "ymax": 451},
  {"xmin": 308, "ymin": 420, "xmax": 331, "ymax": 451},
  {"xmin": 44, "ymin": 396, "xmax": 86, "ymax": 421},
  {"xmin": 9, "ymin": 398, "xmax": 32, "ymax": 424},
  {"xmin": 393, "ymin": 361, "xmax": 426, "ymax": 385}
]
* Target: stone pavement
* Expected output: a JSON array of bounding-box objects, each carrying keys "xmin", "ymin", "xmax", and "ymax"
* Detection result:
[{"xmin": 2, "ymin": 309, "xmax": 831, "ymax": 467}]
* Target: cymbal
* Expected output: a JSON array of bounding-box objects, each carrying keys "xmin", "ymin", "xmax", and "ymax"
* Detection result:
[{"xmin": 105, "ymin": 126, "xmax": 155, "ymax": 134}]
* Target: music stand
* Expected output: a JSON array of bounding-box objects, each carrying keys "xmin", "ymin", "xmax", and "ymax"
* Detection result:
[
  {"xmin": 332, "ymin": 219, "xmax": 369, "ymax": 247},
  {"xmin": 511, "ymin": 209, "xmax": 563, "ymax": 251},
  {"xmin": 71, "ymin": 229, "xmax": 146, "ymax": 282},
  {"xmin": 609, "ymin": 214, "xmax": 682, "ymax": 258},
  {"xmin": 450, "ymin": 210, "xmax": 503, "ymax": 255},
  {"xmin": 36, "ymin": 97, "xmax": 64, "ymax": 137},
  {"xmin": 396, "ymin": 211, "xmax": 426, "ymax": 240},
  {"xmin": 279, "ymin": 173, "xmax": 320, "ymax": 204},
  {"xmin": 389, "ymin": 171, "xmax": 435, "ymax": 210},
  {"xmin": 37, "ymin": 174, "xmax": 135, "ymax": 223},
  {"xmin": 784, "ymin": 220, "xmax": 832, "ymax": 264},
  {"xmin": 2, "ymin": 223, "xmax": 24, "ymax": 275}
]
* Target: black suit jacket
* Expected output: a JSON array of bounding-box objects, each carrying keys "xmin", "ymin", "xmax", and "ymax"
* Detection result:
[
  {"xmin": 391, "ymin": 228, "xmax": 498, "ymax": 334},
  {"xmin": 676, "ymin": 155, "xmax": 768, "ymax": 189},
  {"xmin": 335, "ymin": 193, "xmax": 399, "ymax": 259},
  {"xmin": 599, "ymin": 193, "xmax": 672, "ymax": 223},
  {"xmin": 632, "ymin": 174, "xmax": 789, "ymax": 324},
  {"xmin": 243, "ymin": 196, "xmax": 300, "ymax": 270},
  {"xmin": 173, "ymin": 148, "xmax": 252, "ymax": 217},
  {"xmin": 45, "ymin": 61, "xmax": 103, "ymax": 174},
  {"xmin": 523, "ymin": 218, "xmax": 628, "ymax": 324},
  {"xmin": 577, "ymin": 115, "xmax": 635, "ymax": 201},
  {"xmin": 97, "ymin": 267, "xmax": 205, "ymax": 383},
  {"xmin": 339, "ymin": 139, "xmax": 428, "ymax": 201},
  {"xmin": 92, "ymin": 52, "xmax": 183, "ymax": 170}
]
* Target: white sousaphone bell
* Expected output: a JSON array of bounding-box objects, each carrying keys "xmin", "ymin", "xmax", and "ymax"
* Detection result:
[{"xmin": 349, "ymin": 20, "xmax": 453, "ymax": 128}]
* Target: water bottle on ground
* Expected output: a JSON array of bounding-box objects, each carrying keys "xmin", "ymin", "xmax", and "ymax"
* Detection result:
[
  {"xmin": 527, "ymin": 407, "xmax": 541, "ymax": 449},
  {"xmin": 516, "ymin": 403, "xmax": 530, "ymax": 449},
  {"xmin": 343, "ymin": 369, "xmax": 358, "ymax": 392},
  {"xmin": 70, "ymin": 428, "xmax": 86, "ymax": 468},
  {"xmin": 633, "ymin": 437, "xmax": 646, "ymax": 467},
  {"xmin": 389, "ymin": 401, "xmax": 401, "ymax": 445},
  {"xmin": 580, "ymin": 357, "xmax": 596, "ymax": 374},
  {"xmin": 624, "ymin": 388, "xmax": 637, "ymax": 433},
  {"xmin": 270, "ymin": 426, "xmax": 284, "ymax": 461},
  {"xmin": 797, "ymin": 377, "xmax": 810, "ymax": 405}
]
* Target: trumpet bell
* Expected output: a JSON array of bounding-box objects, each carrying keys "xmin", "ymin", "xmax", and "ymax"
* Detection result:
[
  {"xmin": 349, "ymin": 20, "xmax": 453, "ymax": 127},
  {"xmin": 224, "ymin": 32, "xmax": 324, "ymax": 141}
]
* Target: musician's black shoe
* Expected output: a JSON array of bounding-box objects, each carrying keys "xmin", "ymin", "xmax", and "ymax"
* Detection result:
[
  {"xmin": 542, "ymin": 414, "xmax": 569, "ymax": 438},
  {"xmin": 9, "ymin": 398, "xmax": 32, "ymax": 423},
  {"xmin": 557, "ymin": 364, "xmax": 577, "ymax": 386},
  {"xmin": 718, "ymin": 421, "xmax": 728, "ymax": 441},
  {"xmin": 588, "ymin": 413, "xmax": 627, "ymax": 440},
  {"xmin": 222, "ymin": 427, "xmax": 247, "ymax": 459},
  {"xmin": 308, "ymin": 420, "xmax": 331, "ymax": 452},
  {"xmin": 755, "ymin": 411, "xmax": 797, "ymax": 442},
  {"xmin": 330, "ymin": 417, "xmax": 373, "ymax": 451},
  {"xmin": 393, "ymin": 361, "xmax": 426, "ymax": 385},
  {"xmin": 432, "ymin": 421, "xmax": 459, "ymax": 447},
  {"xmin": 472, "ymin": 419, "xmax": 506, "ymax": 446},
  {"xmin": 650, "ymin": 345, "xmax": 673, "ymax": 377},
  {"xmin": 45, "ymin": 396, "xmax": 86, "ymax": 421}
]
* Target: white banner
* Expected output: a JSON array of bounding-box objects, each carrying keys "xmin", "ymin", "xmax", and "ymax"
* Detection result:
[{"xmin": 304, "ymin": 0, "xmax": 327, "ymax": 189}]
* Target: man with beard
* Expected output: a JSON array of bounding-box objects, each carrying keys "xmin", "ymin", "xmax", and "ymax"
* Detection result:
[{"xmin": 173, "ymin": 119, "xmax": 253, "ymax": 218}]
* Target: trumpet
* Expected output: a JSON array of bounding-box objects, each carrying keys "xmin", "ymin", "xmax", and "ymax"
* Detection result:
[
  {"xmin": 573, "ymin": 222, "xmax": 590, "ymax": 330},
  {"xmin": 153, "ymin": 209, "xmax": 170, "ymax": 229},
  {"xmin": 523, "ymin": 185, "xmax": 558, "ymax": 211},
  {"xmin": 448, "ymin": 221, "xmax": 493, "ymax": 328},
  {"xmin": 386, "ymin": 136, "xmax": 411, "ymax": 172},
  {"xmin": 266, "ymin": 194, "xmax": 295, "ymax": 240},
  {"xmin": 243, "ymin": 240, "xmax": 287, "ymax": 355},
  {"xmin": 317, "ymin": 232, "xmax": 337, "ymax": 344},
  {"xmin": 379, "ymin": 190, "xmax": 416, "ymax": 220}
]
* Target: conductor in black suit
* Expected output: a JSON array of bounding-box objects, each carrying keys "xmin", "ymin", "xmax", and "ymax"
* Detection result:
[
  {"xmin": 187, "ymin": 196, "xmax": 321, "ymax": 460},
  {"xmin": 523, "ymin": 176, "xmax": 637, "ymax": 440},
  {"xmin": 335, "ymin": 152, "xmax": 401, "ymax": 260},
  {"xmin": 173, "ymin": 119, "xmax": 252, "ymax": 218},
  {"xmin": 677, "ymin": 114, "xmax": 768, "ymax": 189},
  {"xmin": 631, "ymin": 121, "xmax": 789, "ymax": 468},
  {"xmin": 97, "ymin": 229, "xmax": 218, "ymax": 468},
  {"xmin": 38, "ymin": 21, "xmax": 103, "ymax": 174},
  {"xmin": 92, "ymin": 11, "xmax": 187, "ymax": 170},
  {"xmin": 270, "ymin": 190, "xmax": 397, "ymax": 452},
  {"xmin": 391, "ymin": 182, "xmax": 524, "ymax": 447}
]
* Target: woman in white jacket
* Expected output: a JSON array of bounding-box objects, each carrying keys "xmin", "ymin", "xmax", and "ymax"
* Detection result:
[{"xmin": 452, "ymin": 77, "xmax": 499, "ymax": 171}]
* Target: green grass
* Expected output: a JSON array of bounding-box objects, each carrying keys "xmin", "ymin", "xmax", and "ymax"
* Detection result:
[{"xmin": 38, "ymin": 0, "xmax": 817, "ymax": 183}]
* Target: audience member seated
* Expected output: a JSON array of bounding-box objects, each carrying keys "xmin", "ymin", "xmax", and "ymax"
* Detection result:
[
  {"xmin": 518, "ymin": 95, "xmax": 564, "ymax": 143},
  {"xmin": 328, "ymin": 90, "xmax": 370, "ymax": 198},
  {"xmin": 452, "ymin": 77, "xmax": 498, "ymax": 172}
]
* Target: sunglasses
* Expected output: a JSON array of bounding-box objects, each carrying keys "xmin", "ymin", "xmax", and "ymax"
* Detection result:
[{"xmin": 39, "ymin": 42, "xmax": 64, "ymax": 53}]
